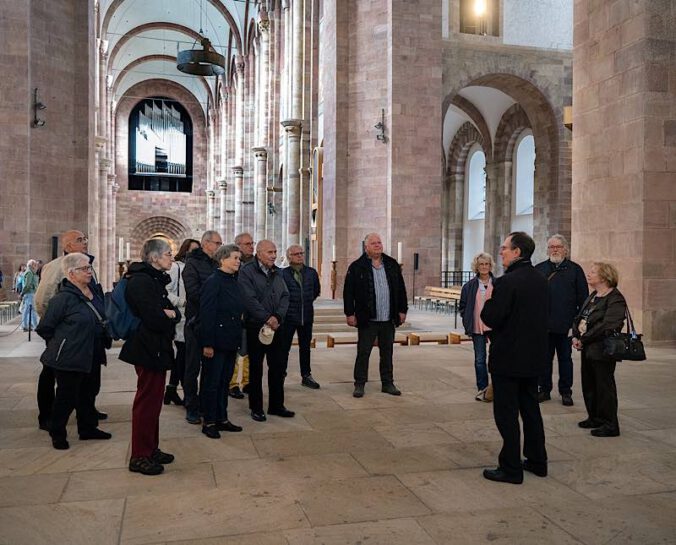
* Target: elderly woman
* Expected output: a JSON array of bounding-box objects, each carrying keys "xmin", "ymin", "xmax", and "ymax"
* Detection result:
[
  {"xmin": 120, "ymin": 239, "xmax": 180, "ymax": 475},
  {"xmin": 459, "ymin": 252, "xmax": 495, "ymax": 402},
  {"xmin": 36, "ymin": 253, "xmax": 111, "ymax": 450},
  {"xmin": 572, "ymin": 262, "xmax": 627, "ymax": 437},
  {"xmin": 21, "ymin": 259, "xmax": 40, "ymax": 331},
  {"xmin": 164, "ymin": 238, "xmax": 200, "ymax": 406},
  {"xmin": 199, "ymin": 244, "xmax": 245, "ymax": 438}
]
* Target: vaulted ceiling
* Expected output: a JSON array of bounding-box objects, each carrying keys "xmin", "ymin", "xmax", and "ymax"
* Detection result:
[{"xmin": 100, "ymin": 0, "xmax": 257, "ymax": 113}]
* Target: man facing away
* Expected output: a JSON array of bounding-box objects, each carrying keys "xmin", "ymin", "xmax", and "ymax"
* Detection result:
[
  {"xmin": 480, "ymin": 231, "xmax": 548, "ymax": 484},
  {"xmin": 182, "ymin": 230, "xmax": 222, "ymax": 424},
  {"xmin": 280, "ymin": 244, "xmax": 321, "ymax": 389},
  {"xmin": 343, "ymin": 233, "xmax": 408, "ymax": 398},
  {"xmin": 228, "ymin": 232, "xmax": 255, "ymax": 399},
  {"xmin": 535, "ymin": 234, "xmax": 588, "ymax": 406}
]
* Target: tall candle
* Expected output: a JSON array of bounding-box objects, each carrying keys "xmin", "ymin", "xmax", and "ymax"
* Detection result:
[
  {"xmin": 118, "ymin": 237, "xmax": 124, "ymax": 262},
  {"xmin": 397, "ymin": 241, "xmax": 403, "ymax": 263},
  {"xmin": 126, "ymin": 242, "xmax": 131, "ymax": 262},
  {"xmin": 332, "ymin": 244, "xmax": 336, "ymax": 262}
]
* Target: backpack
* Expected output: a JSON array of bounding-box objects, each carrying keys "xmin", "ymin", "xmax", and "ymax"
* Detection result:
[{"xmin": 104, "ymin": 277, "xmax": 141, "ymax": 340}]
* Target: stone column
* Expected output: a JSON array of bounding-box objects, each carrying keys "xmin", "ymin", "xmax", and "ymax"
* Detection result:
[
  {"xmin": 483, "ymin": 161, "xmax": 501, "ymax": 261},
  {"xmin": 98, "ymin": 46, "xmax": 108, "ymax": 141},
  {"xmin": 232, "ymin": 166, "xmax": 244, "ymax": 236},
  {"xmin": 292, "ymin": 0, "xmax": 304, "ymax": 119},
  {"xmin": 252, "ymin": 147, "xmax": 268, "ymax": 242},
  {"xmin": 110, "ymin": 181, "xmax": 119, "ymax": 281},
  {"xmin": 233, "ymin": 56, "xmax": 246, "ymax": 237},
  {"xmin": 206, "ymin": 189, "xmax": 215, "ymax": 231},
  {"xmin": 98, "ymin": 154, "xmax": 111, "ymax": 287},
  {"xmin": 282, "ymin": 119, "xmax": 302, "ymax": 246},
  {"xmin": 218, "ymin": 180, "xmax": 227, "ymax": 236}
]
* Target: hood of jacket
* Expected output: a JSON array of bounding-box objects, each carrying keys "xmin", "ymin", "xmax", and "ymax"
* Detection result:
[{"xmin": 126, "ymin": 261, "xmax": 171, "ymax": 286}]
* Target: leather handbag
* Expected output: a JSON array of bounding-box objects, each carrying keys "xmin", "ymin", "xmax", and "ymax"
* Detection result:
[{"xmin": 603, "ymin": 307, "xmax": 646, "ymax": 362}]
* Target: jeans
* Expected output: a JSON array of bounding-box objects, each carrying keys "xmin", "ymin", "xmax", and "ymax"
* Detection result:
[
  {"xmin": 539, "ymin": 333, "xmax": 574, "ymax": 395},
  {"xmin": 279, "ymin": 322, "xmax": 314, "ymax": 377},
  {"xmin": 353, "ymin": 321, "xmax": 395, "ymax": 385},
  {"xmin": 472, "ymin": 334, "xmax": 489, "ymax": 391},
  {"xmin": 21, "ymin": 293, "xmax": 39, "ymax": 330},
  {"xmin": 201, "ymin": 350, "xmax": 237, "ymax": 424}
]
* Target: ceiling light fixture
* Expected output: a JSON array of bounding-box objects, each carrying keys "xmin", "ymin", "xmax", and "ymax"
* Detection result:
[{"xmin": 177, "ymin": 36, "xmax": 225, "ymax": 76}]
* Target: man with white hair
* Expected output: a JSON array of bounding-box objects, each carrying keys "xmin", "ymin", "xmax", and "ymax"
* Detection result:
[{"xmin": 535, "ymin": 234, "xmax": 588, "ymax": 406}]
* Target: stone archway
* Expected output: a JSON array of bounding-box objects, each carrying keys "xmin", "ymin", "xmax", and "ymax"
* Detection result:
[{"xmin": 129, "ymin": 216, "xmax": 190, "ymax": 260}]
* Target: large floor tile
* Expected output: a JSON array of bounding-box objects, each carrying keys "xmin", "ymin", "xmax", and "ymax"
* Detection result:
[
  {"xmin": 284, "ymin": 518, "xmax": 437, "ymax": 545},
  {"xmin": 251, "ymin": 429, "xmax": 393, "ymax": 458},
  {"xmin": 373, "ymin": 422, "xmax": 460, "ymax": 448},
  {"xmin": 0, "ymin": 472, "xmax": 69, "ymax": 507}
]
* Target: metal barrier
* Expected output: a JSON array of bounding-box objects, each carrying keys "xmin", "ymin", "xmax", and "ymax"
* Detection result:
[
  {"xmin": 441, "ymin": 270, "xmax": 474, "ymax": 287},
  {"xmin": 0, "ymin": 301, "xmax": 21, "ymax": 325}
]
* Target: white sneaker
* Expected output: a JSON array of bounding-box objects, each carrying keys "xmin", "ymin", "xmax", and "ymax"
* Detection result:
[{"xmin": 475, "ymin": 388, "xmax": 487, "ymax": 401}]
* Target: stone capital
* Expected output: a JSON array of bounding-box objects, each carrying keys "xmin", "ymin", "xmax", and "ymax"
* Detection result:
[
  {"xmin": 281, "ymin": 118, "xmax": 302, "ymax": 135},
  {"xmin": 100, "ymin": 158, "xmax": 112, "ymax": 170},
  {"xmin": 217, "ymin": 179, "xmax": 228, "ymax": 190},
  {"xmin": 206, "ymin": 189, "xmax": 216, "ymax": 198},
  {"xmin": 95, "ymin": 135, "xmax": 107, "ymax": 150},
  {"xmin": 258, "ymin": 8, "xmax": 270, "ymax": 33},
  {"xmin": 112, "ymin": 182, "xmax": 120, "ymax": 194},
  {"xmin": 252, "ymin": 146, "xmax": 268, "ymax": 159},
  {"xmin": 232, "ymin": 165, "xmax": 244, "ymax": 176}
]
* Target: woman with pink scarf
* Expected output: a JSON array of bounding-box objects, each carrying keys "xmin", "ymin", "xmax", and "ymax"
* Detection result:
[{"xmin": 459, "ymin": 253, "xmax": 495, "ymax": 402}]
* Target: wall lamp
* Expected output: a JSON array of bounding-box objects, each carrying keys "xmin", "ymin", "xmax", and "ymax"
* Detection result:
[
  {"xmin": 375, "ymin": 108, "xmax": 386, "ymax": 143},
  {"xmin": 32, "ymin": 88, "xmax": 46, "ymax": 127}
]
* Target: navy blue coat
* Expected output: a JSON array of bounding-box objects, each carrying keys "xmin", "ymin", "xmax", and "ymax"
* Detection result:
[
  {"xmin": 535, "ymin": 258, "xmax": 589, "ymax": 334},
  {"xmin": 459, "ymin": 273, "xmax": 495, "ymax": 336},
  {"xmin": 281, "ymin": 265, "xmax": 320, "ymax": 326},
  {"xmin": 199, "ymin": 269, "xmax": 244, "ymax": 351}
]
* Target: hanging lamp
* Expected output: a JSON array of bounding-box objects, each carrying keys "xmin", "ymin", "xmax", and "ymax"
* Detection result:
[{"xmin": 177, "ymin": 37, "xmax": 225, "ymax": 76}]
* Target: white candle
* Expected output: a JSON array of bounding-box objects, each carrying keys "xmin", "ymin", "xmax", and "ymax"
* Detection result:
[
  {"xmin": 397, "ymin": 241, "xmax": 403, "ymax": 263},
  {"xmin": 126, "ymin": 242, "xmax": 131, "ymax": 262},
  {"xmin": 118, "ymin": 237, "xmax": 124, "ymax": 262},
  {"xmin": 332, "ymin": 244, "xmax": 336, "ymax": 262}
]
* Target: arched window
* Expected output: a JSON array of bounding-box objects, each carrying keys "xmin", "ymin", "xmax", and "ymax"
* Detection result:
[
  {"xmin": 463, "ymin": 144, "xmax": 486, "ymax": 270},
  {"xmin": 511, "ymin": 132, "xmax": 535, "ymax": 234},
  {"xmin": 128, "ymin": 97, "xmax": 193, "ymax": 192}
]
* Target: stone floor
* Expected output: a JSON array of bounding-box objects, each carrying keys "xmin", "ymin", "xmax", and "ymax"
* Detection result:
[{"xmin": 1, "ymin": 309, "xmax": 675, "ymax": 545}]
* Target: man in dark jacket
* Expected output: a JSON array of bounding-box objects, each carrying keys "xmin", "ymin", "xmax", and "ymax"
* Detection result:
[
  {"xmin": 182, "ymin": 230, "xmax": 221, "ymax": 424},
  {"xmin": 343, "ymin": 233, "xmax": 408, "ymax": 398},
  {"xmin": 280, "ymin": 244, "xmax": 321, "ymax": 389},
  {"xmin": 238, "ymin": 240, "xmax": 291, "ymax": 422},
  {"xmin": 535, "ymin": 234, "xmax": 588, "ymax": 406},
  {"xmin": 480, "ymin": 231, "xmax": 548, "ymax": 484}
]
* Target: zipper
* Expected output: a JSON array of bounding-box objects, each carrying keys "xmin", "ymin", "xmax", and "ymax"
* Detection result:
[{"xmin": 56, "ymin": 339, "xmax": 66, "ymax": 361}]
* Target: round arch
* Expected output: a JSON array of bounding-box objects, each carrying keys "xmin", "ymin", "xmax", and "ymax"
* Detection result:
[{"xmin": 130, "ymin": 216, "xmax": 191, "ymax": 259}]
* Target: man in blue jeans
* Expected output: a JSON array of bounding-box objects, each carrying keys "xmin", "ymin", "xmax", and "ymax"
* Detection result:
[{"xmin": 535, "ymin": 234, "xmax": 588, "ymax": 406}]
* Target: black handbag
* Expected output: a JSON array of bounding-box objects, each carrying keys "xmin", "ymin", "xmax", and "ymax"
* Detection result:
[{"xmin": 602, "ymin": 307, "xmax": 646, "ymax": 361}]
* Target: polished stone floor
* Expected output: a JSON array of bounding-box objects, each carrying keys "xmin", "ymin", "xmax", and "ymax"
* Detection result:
[{"xmin": 1, "ymin": 310, "xmax": 675, "ymax": 545}]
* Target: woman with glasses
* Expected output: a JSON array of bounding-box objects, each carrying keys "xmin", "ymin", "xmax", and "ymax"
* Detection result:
[
  {"xmin": 120, "ymin": 239, "xmax": 180, "ymax": 475},
  {"xmin": 36, "ymin": 253, "xmax": 111, "ymax": 449}
]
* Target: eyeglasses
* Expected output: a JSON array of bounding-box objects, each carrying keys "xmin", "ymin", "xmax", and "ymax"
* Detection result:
[
  {"xmin": 289, "ymin": 252, "xmax": 305, "ymax": 256},
  {"xmin": 207, "ymin": 240, "xmax": 223, "ymax": 247},
  {"xmin": 162, "ymin": 251, "xmax": 173, "ymax": 258},
  {"xmin": 73, "ymin": 265, "xmax": 93, "ymax": 273},
  {"xmin": 75, "ymin": 237, "xmax": 88, "ymax": 243},
  {"xmin": 547, "ymin": 245, "xmax": 564, "ymax": 250}
]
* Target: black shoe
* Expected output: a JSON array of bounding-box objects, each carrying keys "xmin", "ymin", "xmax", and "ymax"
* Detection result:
[
  {"xmin": 129, "ymin": 457, "xmax": 164, "ymax": 475},
  {"xmin": 186, "ymin": 411, "xmax": 201, "ymax": 425},
  {"xmin": 482, "ymin": 468, "xmax": 523, "ymax": 484},
  {"xmin": 578, "ymin": 418, "xmax": 603, "ymax": 429},
  {"xmin": 202, "ymin": 424, "xmax": 221, "ymax": 439},
  {"xmin": 79, "ymin": 428, "xmax": 112, "ymax": 440},
  {"xmin": 242, "ymin": 384, "xmax": 251, "ymax": 394},
  {"xmin": 561, "ymin": 394, "xmax": 574, "ymax": 406},
  {"xmin": 95, "ymin": 410, "xmax": 108, "ymax": 420},
  {"xmin": 163, "ymin": 386, "xmax": 184, "ymax": 406},
  {"xmin": 52, "ymin": 438, "xmax": 69, "ymax": 450},
  {"xmin": 353, "ymin": 384, "xmax": 365, "ymax": 398},
  {"xmin": 523, "ymin": 460, "xmax": 548, "ymax": 477},
  {"xmin": 301, "ymin": 375, "xmax": 321, "ymax": 389},
  {"xmin": 151, "ymin": 448, "xmax": 175, "ymax": 465},
  {"xmin": 538, "ymin": 391, "xmax": 551, "ymax": 403},
  {"xmin": 268, "ymin": 407, "xmax": 295, "ymax": 418},
  {"xmin": 591, "ymin": 425, "xmax": 620, "ymax": 437},
  {"xmin": 216, "ymin": 420, "xmax": 243, "ymax": 432},
  {"xmin": 38, "ymin": 419, "xmax": 51, "ymax": 432},
  {"xmin": 382, "ymin": 383, "xmax": 402, "ymax": 396},
  {"xmin": 229, "ymin": 386, "xmax": 245, "ymax": 399},
  {"xmin": 251, "ymin": 411, "xmax": 267, "ymax": 422}
]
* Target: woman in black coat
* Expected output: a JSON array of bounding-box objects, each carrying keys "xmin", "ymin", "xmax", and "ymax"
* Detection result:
[
  {"xmin": 120, "ymin": 239, "xmax": 180, "ymax": 475},
  {"xmin": 572, "ymin": 262, "xmax": 627, "ymax": 437},
  {"xmin": 36, "ymin": 252, "xmax": 111, "ymax": 450},
  {"xmin": 199, "ymin": 244, "xmax": 245, "ymax": 439}
]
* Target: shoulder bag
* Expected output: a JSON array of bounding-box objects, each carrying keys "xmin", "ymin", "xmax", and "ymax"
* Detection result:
[{"xmin": 602, "ymin": 306, "xmax": 646, "ymax": 362}]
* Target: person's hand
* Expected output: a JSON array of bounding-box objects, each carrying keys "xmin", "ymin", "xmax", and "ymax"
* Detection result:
[
  {"xmin": 203, "ymin": 347, "xmax": 214, "ymax": 359},
  {"xmin": 163, "ymin": 309, "xmax": 176, "ymax": 319},
  {"xmin": 266, "ymin": 316, "xmax": 280, "ymax": 330},
  {"xmin": 346, "ymin": 315, "xmax": 357, "ymax": 327},
  {"xmin": 398, "ymin": 312, "xmax": 406, "ymax": 326},
  {"xmin": 572, "ymin": 337, "xmax": 582, "ymax": 351}
]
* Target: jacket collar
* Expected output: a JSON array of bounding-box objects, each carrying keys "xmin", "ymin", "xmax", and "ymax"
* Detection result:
[
  {"xmin": 505, "ymin": 258, "xmax": 532, "ymax": 274},
  {"xmin": 127, "ymin": 261, "xmax": 171, "ymax": 285}
]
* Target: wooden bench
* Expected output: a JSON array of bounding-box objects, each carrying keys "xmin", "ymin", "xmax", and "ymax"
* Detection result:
[
  {"xmin": 326, "ymin": 332, "xmax": 408, "ymax": 348},
  {"xmin": 414, "ymin": 286, "xmax": 462, "ymax": 328},
  {"xmin": 407, "ymin": 331, "xmax": 471, "ymax": 345},
  {"xmin": 292, "ymin": 337, "xmax": 316, "ymax": 348}
]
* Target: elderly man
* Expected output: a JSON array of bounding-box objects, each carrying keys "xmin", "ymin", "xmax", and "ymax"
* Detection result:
[
  {"xmin": 238, "ymin": 240, "xmax": 291, "ymax": 421},
  {"xmin": 280, "ymin": 244, "xmax": 321, "ymax": 389},
  {"xmin": 228, "ymin": 232, "xmax": 255, "ymax": 400},
  {"xmin": 480, "ymin": 232, "xmax": 548, "ymax": 484},
  {"xmin": 343, "ymin": 233, "xmax": 408, "ymax": 398},
  {"xmin": 34, "ymin": 230, "xmax": 106, "ymax": 431},
  {"xmin": 535, "ymin": 234, "xmax": 588, "ymax": 406},
  {"xmin": 182, "ymin": 230, "xmax": 222, "ymax": 424}
]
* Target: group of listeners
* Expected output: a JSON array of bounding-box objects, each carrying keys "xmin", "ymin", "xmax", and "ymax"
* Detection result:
[{"xmin": 31, "ymin": 227, "xmax": 629, "ymax": 484}]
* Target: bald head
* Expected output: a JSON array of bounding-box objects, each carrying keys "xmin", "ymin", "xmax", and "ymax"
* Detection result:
[
  {"xmin": 62, "ymin": 230, "xmax": 88, "ymax": 255},
  {"xmin": 364, "ymin": 233, "xmax": 383, "ymax": 259},
  {"xmin": 255, "ymin": 240, "xmax": 277, "ymax": 269}
]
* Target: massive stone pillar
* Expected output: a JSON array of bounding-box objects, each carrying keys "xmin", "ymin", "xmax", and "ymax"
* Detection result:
[
  {"xmin": 253, "ymin": 147, "xmax": 268, "ymax": 241},
  {"xmin": 572, "ymin": 0, "xmax": 676, "ymax": 341},
  {"xmin": 233, "ymin": 56, "xmax": 246, "ymax": 237},
  {"xmin": 98, "ymin": 155, "xmax": 111, "ymax": 287},
  {"xmin": 218, "ymin": 180, "xmax": 227, "ymax": 236},
  {"xmin": 106, "ymin": 174, "xmax": 116, "ymax": 284},
  {"xmin": 282, "ymin": 119, "xmax": 302, "ymax": 246},
  {"xmin": 233, "ymin": 166, "xmax": 244, "ymax": 236}
]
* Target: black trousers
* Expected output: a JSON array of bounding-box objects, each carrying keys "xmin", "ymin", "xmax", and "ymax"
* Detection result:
[
  {"xmin": 491, "ymin": 373, "xmax": 548, "ymax": 477},
  {"xmin": 246, "ymin": 326, "xmax": 288, "ymax": 413},
  {"xmin": 183, "ymin": 322, "xmax": 202, "ymax": 413},
  {"xmin": 38, "ymin": 360, "xmax": 101, "ymax": 424},
  {"xmin": 353, "ymin": 321, "xmax": 395, "ymax": 385},
  {"xmin": 581, "ymin": 352, "xmax": 619, "ymax": 430},
  {"xmin": 50, "ymin": 368, "xmax": 98, "ymax": 440},
  {"xmin": 279, "ymin": 321, "xmax": 314, "ymax": 377},
  {"xmin": 169, "ymin": 340, "xmax": 186, "ymax": 387}
]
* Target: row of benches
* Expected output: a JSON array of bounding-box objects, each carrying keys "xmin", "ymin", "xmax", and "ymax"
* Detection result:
[
  {"xmin": 413, "ymin": 286, "xmax": 463, "ymax": 328},
  {"xmin": 326, "ymin": 331, "xmax": 468, "ymax": 348}
]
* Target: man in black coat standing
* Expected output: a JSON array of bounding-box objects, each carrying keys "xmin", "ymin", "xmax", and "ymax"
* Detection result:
[
  {"xmin": 182, "ymin": 230, "xmax": 221, "ymax": 424},
  {"xmin": 480, "ymin": 232, "xmax": 548, "ymax": 484},
  {"xmin": 343, "ymin": 233, "xmax": 408, "ymax": 398}
]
